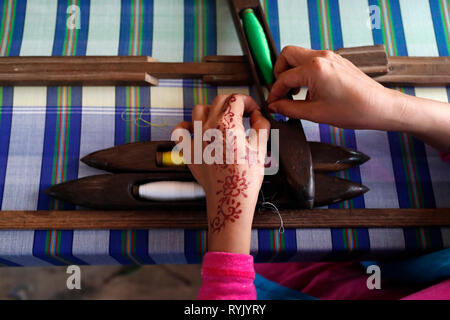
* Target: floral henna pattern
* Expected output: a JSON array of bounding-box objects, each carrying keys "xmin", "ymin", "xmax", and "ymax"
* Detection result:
[
  {"xmin": 210, "ymin": 167, "xmax": 249, "ymax": 233},
  {"xmin": 210, "ymin": 94, "xmax": 252, "ymax": 232}
]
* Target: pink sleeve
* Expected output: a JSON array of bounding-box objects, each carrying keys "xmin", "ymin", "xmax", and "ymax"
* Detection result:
[
  {"xmin": 440, "ymin": 153, "xmax": 450, "ymax": 162},
  {"xmin": 198, "ymin": 251, "xmax": 256, "ymax": 300},
  {"xmin": 402, "ymin": 279, "xmax": 450, "ymax": 300}
]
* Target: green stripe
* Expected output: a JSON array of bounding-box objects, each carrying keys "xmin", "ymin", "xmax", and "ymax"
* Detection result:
[
  {"xmin": 56, "ymin": 231, "xmax": 62, "ymax": 256},
  {"xmin": 317, "ymin": 0, "xmax": 325, "ymax": 49},
  {"xmin": 6, "ymin": 0, "xmax": 16, "ymax": 56},
  {"xmin": 72, "ymin": 0, "xmax": 79, "ymax": 56},
  {"xmin": 325, "ymin": 0, "xmax": 334, "ymax": 49},
  {"xmin": 439, "ymin": 0, "xmax": 450, "ymax": 53},
  {"xmin": 45, "ymin": 231, "xmax": 51, "ymax": 256},
  {"xmin": 128, "ymin": 0, "xmax": 134, "ymax": 55},
  {"xmin": 194, "ymin": 0, "xmax": 198, "ymax": 62},
  {"xmin": 0, "ymin": 1, "xmax": 7, "ymax": 52},
  {"xmin": 64, "ymin": 87, "xmax": 72, "ymax": 182}
]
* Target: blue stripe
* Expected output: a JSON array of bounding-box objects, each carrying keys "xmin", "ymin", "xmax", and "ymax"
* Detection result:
[
  {"xmin": 404, "ymin": 227, "xmax": 443, "ymax": 251},
  {"xmin": 429, "ymin": 0, "xmax": 449, "ymax": 56},
  {"xmin": 109, "ymin": 230, "xmax": 156, "ymax": 265},
  {"xmin": 115, "ymin": 0, "xmax": 153, "ymax": 145},
  {"xmin": 37, "ymin": 87, "xmax": 83, "ymax": 210},
  {"xmin": 33, "ymin": 230, "xmax": 87, "ymax": 266},
  {"xmin": 307, "ymin": 0, "xmax": 321, "ymax": 50},
  {"xmin": 264, "ymin": 0, "xmax": 281, "ymax": 53},
  {"xmin": 118, "ymin": 0, "xmax": 153, "ymax": 56},
  {"xmin": 330, "ymin": 228, "xmax": 370, "ymax": 260},
  {"xmin": 182, "ymin": 0, "xmax": 217, "ymax": 121},
  {"xmin": 327, "ymin": 0, "xmax": 344, "ymax": 50},
  {"xmin": 7, "ymin": 0, "xmax": 26, "ymax": 56},
  {"xmin": 114, "ymin": 87, "xmax": 151, "ymax": 145},
  {"xmin": 52, "ymin": 0, "xmax": 90, "ymax": 56},
  {"xmin": 109, "ymin": 230, "xmax": 132, "ymax": 264},
  {"xmin": 184, "ymin": 230, "xmax": 205, "ymax": 264},
  {"xmin": 0, "ymin": 88, "xmax": 13, "ymax": 208},
  {"xmin": 134, "ymin": 230, "xmax": 155, "ymax": 264},
  {"xmin": 255, "ymin": 229, "xmax": 297, "ymax": 263},
  {"xmin": 0, "ymin": 256, "xmax": 20, "ymax": 267}
]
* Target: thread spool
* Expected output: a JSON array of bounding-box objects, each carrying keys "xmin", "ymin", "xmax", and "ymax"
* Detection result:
[
  {"xmin": 156, "ymin": 151, "xmax": 186, "ymax": 167},
  {"xmin": 135, "ymin": 181, "xmax": 205, "ymax": 201},
  {"xmin": 241, "ymin": 8, "xmax": 275, "ymax": 85}
]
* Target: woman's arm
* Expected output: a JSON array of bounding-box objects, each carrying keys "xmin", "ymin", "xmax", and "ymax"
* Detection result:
[
  {"xmin": 173, "ymin": 94, "xmax": 270, "ymax": 300},
  {"xmin": 267, "ymin": 46, "xmax": 450, "ymax": 153}
]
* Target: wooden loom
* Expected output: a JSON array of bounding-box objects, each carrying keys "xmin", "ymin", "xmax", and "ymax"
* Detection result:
[{"xmin": 1, "ymin": 0, "xmax": 450, "ymax": 230}]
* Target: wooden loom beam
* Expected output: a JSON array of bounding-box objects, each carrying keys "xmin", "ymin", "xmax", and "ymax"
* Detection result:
[{"xmin": 1, "ymin": 208, "xmax": 449, "ymax": 230}]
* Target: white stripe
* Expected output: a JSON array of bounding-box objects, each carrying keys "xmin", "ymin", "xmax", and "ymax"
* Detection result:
[
  {"xmin": 152, "ymin": 0, "xmax": 184, "ymax": 61},
  {"xmin": 148, "ymin": 229, "xmax": 187, "ymax": 264},
  {"xmin": 0, "ymin": 231, "xmax": 52, "ymax": 266},
  {"xmin": 20, "ymin": 0, "xmax": 57, "ymax": 56},
  {"xmin": 85, "ymin": 0, "xmax": 121, "ymax": 55},
  {"xmin": 2, "ymin": 87, "xmax": 46, "ymax": 210},
  {"xmin": 250, "ymin": 229, "xmax": 259, "ymax": 257},
  {"xmin": 278, "ymin": 0, "xmax": 311, "ymax": 49},
  {"xmin": 72, "ymin": 230, "xmax": 120, "ymax": 265},
  {"xmin": 291, "ymin": 228, "xmax": 332, "ymax": 261},
  {"xmin": 399, "ymin": 0, "xmax": 439, "ymax": 56},
  {"xmin": 339, "ymin": 0, "xmax": 374, "ymax": 47},
  {"xmin": 216, "ymin": 0, "xmax": 242, "ymax": 55},
  {"xmin": 367, "ymin": 228, "xmax": 405, "ymax": 259},
  {"xmin": 79, "ymin": 87, "xmax": 116, "ymax": 178}
]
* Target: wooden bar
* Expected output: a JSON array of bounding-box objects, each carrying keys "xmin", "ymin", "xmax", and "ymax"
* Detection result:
[
  {"xmin": 0, "ymin": 208, "xmax": 449, "ymax": 230},
  {"xmin": 0, "ymin": 61, "xmax": 250, "ymax": 79},
  {"xmin": 0, "ymin": 55, "xmax": 156, "ymax": 64},
  {"xmin": 0, "ymin": 71, "xmax": 158, "ymax": 86}
]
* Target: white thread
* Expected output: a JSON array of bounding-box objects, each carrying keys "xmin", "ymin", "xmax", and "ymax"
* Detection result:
[
  {"xmin": 138, "ymin": 181, "xmax": 205, "ymax": 201},
  {"xmin": 121, "ymin": 108, "xmax": 170, "ymax": 128},
  {"xmin": 259, "ymin": 190, "xmax": 284, "ymax": 233}
]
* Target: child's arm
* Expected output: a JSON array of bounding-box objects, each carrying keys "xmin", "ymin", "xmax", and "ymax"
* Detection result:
[
  {"xmin": 172, "ymin": 94, "xmax": 269, "ymax": 300},
  {"xmin": 267, "ymin": 46, "xmax": 450, "ymax": 153}
]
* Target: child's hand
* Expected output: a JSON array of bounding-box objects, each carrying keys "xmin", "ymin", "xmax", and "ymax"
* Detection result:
[
  {"xmin": 173, "ymin": 94, "xmax": 270, "ymax": 254},
  {"xmin": 267, "ymin": 46, "xmax": 406, "ymax": 132}
]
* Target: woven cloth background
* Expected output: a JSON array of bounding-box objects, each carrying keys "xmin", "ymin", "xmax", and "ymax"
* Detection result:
[{"xmin": 0, "ymin": 0, "xmax": 449, "ymax": 266}]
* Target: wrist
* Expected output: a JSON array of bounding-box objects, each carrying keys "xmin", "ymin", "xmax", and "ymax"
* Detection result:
[
  {"xmin": 376, "ymin": 88, "xmax": 426, "ymax": 135},
  {"xmin": 206, "ymin": 197, "xmax": 256, "ymax": 255}
]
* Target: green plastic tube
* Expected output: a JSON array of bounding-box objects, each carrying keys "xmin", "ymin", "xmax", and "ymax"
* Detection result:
[{"xmin": 241, "ymin": 8, "xmax": 275, "ymax": 85}]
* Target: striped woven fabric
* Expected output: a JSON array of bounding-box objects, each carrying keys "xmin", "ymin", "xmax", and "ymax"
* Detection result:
[{"xmin": 0, "ymin": 0, "xmax": 449, "ymax": 266}]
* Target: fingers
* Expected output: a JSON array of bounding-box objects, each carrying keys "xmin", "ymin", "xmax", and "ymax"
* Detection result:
[
  {"xmin": 172, "ymin": 121, "xmax": 193, "ymax": 134},
  {"xmin": 274, "ymin": 46, "xmax": 317, "ymax": 78},
  {"xmin": 192, "ymin": 104, "xmax": 209, "ymax": 122},
  {"xmin": 268, "ymin": 99, "xmax": 320, "ymax": 121},
  {"xmin": 267, "ymin": 66, "xmax": 309, "ymax": 104},
  {"xmin": 248, "ymin": 107, "xmax": 270, "ymax": 148}
]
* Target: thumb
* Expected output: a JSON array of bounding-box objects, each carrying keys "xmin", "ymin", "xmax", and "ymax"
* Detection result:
[{"xmin": 268, "ymin": 99, "xmax": 320, "ymax": 121}]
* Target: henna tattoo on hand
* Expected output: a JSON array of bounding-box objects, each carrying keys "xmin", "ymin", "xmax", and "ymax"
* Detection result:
[
  {"xmin": 210, "ymin": 167, "xmax": 249, "ymax": 233},
  {"xmin": 210, "ymin": 94, "xmax": 251, "ymax": 233}
]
